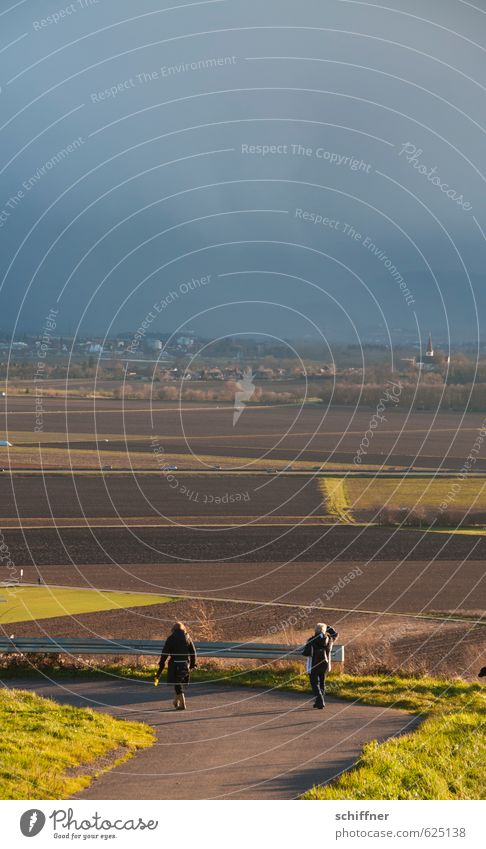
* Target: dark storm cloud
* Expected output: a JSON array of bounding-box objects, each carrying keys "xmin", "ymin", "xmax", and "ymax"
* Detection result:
[{"xmin": 0, "ymin": 0, "xmax": 484, "ymax": 345}]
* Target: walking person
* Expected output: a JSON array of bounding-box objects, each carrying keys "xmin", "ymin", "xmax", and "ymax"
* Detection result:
[
  {"xmin": 155, "ymin": 622, "xmax": 197, "ymax": 710},
  {"xmin": 303, "ymin": 623, "xmax": 338, "ymax": 709}
]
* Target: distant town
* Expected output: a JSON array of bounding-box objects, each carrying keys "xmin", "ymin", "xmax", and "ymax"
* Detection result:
[
  {"xmin": 2, "ymin": 328, "xmax": 486, "ymax": 412},
  {"xmin": 0, "ymin": 327, "xmax": 479, "ymax": 378}
]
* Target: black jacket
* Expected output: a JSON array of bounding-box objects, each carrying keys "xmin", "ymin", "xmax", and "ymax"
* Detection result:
[
  {"xmin": 305, "ymin": 627, "xmax": 338, "ymax": 670},
  {"xmin": 158, "ymin": 630, "xmax": 197, "ymax": 684}
]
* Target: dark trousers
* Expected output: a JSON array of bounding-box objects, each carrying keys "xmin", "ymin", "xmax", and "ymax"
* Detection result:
[
  {"xmin": 170, "ymin": 660, "xmax": 189, "ymax": 696},
  {"xmin": 309, "ymin": 664, "xmax": 328, "ymax": 705}
]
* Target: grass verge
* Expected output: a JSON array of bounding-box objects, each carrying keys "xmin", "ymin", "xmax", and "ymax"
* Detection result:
[
  {"xmin": 305, "ymin": 711, "xmax": 485, "ymax": 800},
  {"xmin": 0, "ymin": 687, "xmax": 155, "ymax": 800}
]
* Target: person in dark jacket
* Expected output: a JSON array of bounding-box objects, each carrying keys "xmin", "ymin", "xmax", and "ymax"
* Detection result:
[
  {"xmin": 156, "ymin": 622, "xmax": 197, "ymax": 710},
  {"xmin": 303, "ymin": 623, "xmax": 338, "ymax": 709}
]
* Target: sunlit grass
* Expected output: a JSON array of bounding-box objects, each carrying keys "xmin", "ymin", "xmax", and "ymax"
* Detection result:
[
  {"xmin": 0, "ymin": 688, "xmax": 154, "ymax": 799},
  {"xmin": 319, "ymin": 477, "xmax": 356, "ymax": 523},
  {"xmin": 0, "ymin": 586, "xmax": 173, "ymax": 624},
  {"xmin": 347, "ymin": 477, "xmax": 486, "ymax": 513}
]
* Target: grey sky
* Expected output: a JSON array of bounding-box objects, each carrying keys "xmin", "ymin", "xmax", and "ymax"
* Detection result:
[{"xmin": 0, "ymin": 0, "xmax": 484, "ymax": 348}]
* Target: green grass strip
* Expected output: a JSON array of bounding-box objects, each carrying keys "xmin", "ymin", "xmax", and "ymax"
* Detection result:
[
  {"xmin": 0, "ymin": 586, "xmax": 173, "ymax": 624},
  {"xmin": 0, "ymin": 688, "xmax": 155, "ymax": 800}
]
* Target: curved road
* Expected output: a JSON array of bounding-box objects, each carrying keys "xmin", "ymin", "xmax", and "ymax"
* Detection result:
[{"xmin": 16, "ymin": 677, "xmax": 418, "ymax": 800}]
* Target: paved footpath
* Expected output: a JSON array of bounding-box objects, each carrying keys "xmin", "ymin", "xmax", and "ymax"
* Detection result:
[{"xmin": 16, "ymin": 677, "xmax": 418, "ymax": 800}]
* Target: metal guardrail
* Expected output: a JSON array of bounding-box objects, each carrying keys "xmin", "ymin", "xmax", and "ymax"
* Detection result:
[{"xmin": 0, "ymin": 637, "xmax": 344, "ymax": 662}]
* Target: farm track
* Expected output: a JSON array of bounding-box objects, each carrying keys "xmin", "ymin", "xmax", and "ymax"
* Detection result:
[{"xmin": 319, "ymin": 478, "xmax": 356, "ymax": 524}]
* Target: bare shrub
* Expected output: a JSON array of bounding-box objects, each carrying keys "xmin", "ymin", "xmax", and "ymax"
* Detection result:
[
  {"xmin": 345, "ymin": 643, "xmax": 430, "ymax": 677},
  {"xmin": 376, "ymin": 506, "xmax": 423, "ymax": 527},
  {"xmin": 0, "ymin": 652, "xmax": 94, "ymax": 674},
  {"xmin": 437, "ymin": 508, "xmax": 486, "ymax": 527},
  {"xmin": 345, "ymin": 643, "xmax": 395, "ymax": 676},
  {"xmin": 156, "ymin": 386, "xmax": 179, "ymax": 401},
  {"xmin": 183, "ymin": 599, "xmax": 222, "ymax": 641},
  {"xmin": 258, "ymin": 390, "xmax": 301, "ymax": 404},
  {"xmin": 378, "ymin": 503, "xmax": 486, "ymax": 528}
]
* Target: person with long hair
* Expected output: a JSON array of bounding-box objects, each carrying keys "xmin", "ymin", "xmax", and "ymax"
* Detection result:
[{"xmin": 155, "ymin": 622, "xmax": 197, "ymax": 710}]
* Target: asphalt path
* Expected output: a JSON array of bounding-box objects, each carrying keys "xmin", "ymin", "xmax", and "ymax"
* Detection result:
[{"xmin": 13, "ymin": 677, "xmax": 418, "ymax": 800}]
